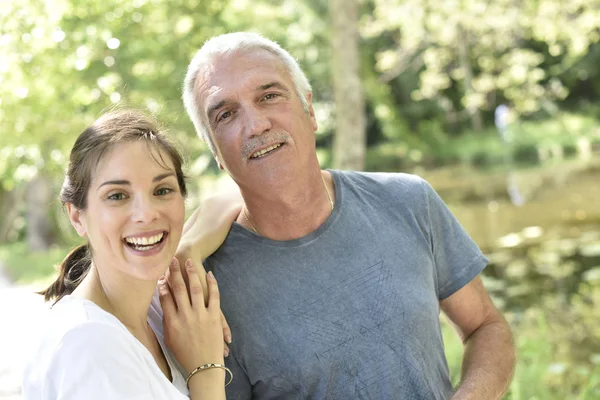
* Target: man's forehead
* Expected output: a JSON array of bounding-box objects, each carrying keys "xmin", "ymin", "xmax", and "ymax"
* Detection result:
[{"xmin": 196, "ymin": 51, "xmax": 290, "ymax": 110}]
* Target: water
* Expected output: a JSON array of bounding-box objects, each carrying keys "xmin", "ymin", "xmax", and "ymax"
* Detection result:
[
  {"xmin": 425, "ymin": 158, "xmax": 600, "ymax": 370},
  {"xmin": 423, "ymin": 159, "xmax": 600, "ymax": 307}
]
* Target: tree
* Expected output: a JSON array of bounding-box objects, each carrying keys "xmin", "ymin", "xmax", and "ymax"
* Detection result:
[
  {"xmin": 365, "ymin": 0, "xmax": 600, "ymax": 128},
  {"xmin": 0, "ymin": 0, "xmax": 335, "ymax": 247},
  {"xmin": 330, "ymin": 0, "xmax": 366, "ymax": 170}
]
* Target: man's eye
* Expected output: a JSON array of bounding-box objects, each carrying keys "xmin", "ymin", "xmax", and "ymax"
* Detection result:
[
  {"xmin": 218, "ymin": 111, "xmax": 232, "ymax": 121},
  {"xmin": 155, "ymin": 187, "xmax": 174, "ymax": 196},
  {"xmin": 263, "ymin": 93, "xmax": 278, "ymax": 101},
  {"xmin": 107, "ymin": 193, "xmax": 126, "ymax": 201}
]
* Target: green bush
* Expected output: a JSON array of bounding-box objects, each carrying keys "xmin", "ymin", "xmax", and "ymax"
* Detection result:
[{"xmin": 363, "ymin": 112, "xmax": 600, "ymax": 172}]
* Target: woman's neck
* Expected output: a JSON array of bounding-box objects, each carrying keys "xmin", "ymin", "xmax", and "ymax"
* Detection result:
[{"xmin": 73, "ymin": 263, "xmax": 156, "ymax": 331}]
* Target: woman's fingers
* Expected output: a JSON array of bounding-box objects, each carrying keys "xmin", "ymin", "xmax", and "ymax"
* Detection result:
[
  {"xmin": 222, "ymin": 310, "xmax": 231, "ymax": 357},
  {"xmin": 221, "ymin": 311, "xmax": 232, "ymax": 344},
  {"xmin": 166, "ymin": 257, "xmax": 190, "ymax": 312},
  {"xmin": 185, "ymin": 259, "xmax": 205, "ymax": 309},
  {"xmin": 158, "ymin": 277, "xmax": 176, "ymax": 320},
  {"xmin": 206, "ymin": 271, "xmax": 221, "ymax": 311}
]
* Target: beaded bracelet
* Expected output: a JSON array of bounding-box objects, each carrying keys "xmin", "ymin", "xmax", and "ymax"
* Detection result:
[{"xmin": 185, "ymin": 363, "xmax": 233, "ymax": 388}]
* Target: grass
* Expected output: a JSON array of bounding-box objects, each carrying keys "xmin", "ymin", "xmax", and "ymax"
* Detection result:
[
  {"xmin": 442, "ymin": 310, "xmax": 600, "ymax": 399},
  {"xmin": 0, "ymin": 241, "xmax": 68, "ymax": 284}
]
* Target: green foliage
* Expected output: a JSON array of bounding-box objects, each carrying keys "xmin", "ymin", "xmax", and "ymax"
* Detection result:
[
  {"xmin": 366, "ymin": 0, "xmax": 600, "ymax": 118},
  {"xmin": 3, "ymin": 0, "xmax": 600, "ymax": 187},
  {"xmin": 0, "ymin": 0, "xmax": 332, "ymax": 189}
]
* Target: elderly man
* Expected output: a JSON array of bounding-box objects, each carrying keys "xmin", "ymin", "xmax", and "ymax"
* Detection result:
[{"xmin": 180, "ymin": 32, "xmax": 515, "ymax": 399}]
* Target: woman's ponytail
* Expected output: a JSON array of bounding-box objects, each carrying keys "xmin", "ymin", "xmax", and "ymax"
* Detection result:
[{"xmin": 39, "ymin": 244, "xmax": 91, "ymax": 304}]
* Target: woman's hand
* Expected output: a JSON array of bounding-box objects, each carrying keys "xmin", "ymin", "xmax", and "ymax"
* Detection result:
[
  {"xmin": 159, "ymin": 258, "xmax": 225, "ymax": 376},
  {"xmin": 174, "ymin": 190, "xmax": 243, "ymax": 355}
]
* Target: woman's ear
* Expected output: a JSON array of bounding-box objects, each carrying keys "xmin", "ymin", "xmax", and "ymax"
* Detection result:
[{"xmin": 67, "ymin": 203, "xmax": 87, "ymax": 237}]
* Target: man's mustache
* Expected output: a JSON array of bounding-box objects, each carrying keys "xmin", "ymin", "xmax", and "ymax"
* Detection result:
[{"xmin": 241, "ymin": 131, "xmax": 291, "ymax": 159}]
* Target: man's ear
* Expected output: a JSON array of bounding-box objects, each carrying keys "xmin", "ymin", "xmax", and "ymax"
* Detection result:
[
  {"xmin": 67, "ymin": 203, "xmax": 87, "ymax": 237},
  {"xmin": 306, "ymin": 92, "xmax": 318, "ymax": 132}
]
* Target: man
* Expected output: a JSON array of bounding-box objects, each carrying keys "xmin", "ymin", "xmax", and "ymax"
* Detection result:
[{"xmin": 181, "ymin": 32, "xmax": 515, "ymax": 399}]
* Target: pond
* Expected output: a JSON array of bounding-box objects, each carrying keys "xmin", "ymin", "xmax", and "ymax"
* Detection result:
[{"xmin": 424, "ymin": 157, "xmax": 600, "ymax": 383}]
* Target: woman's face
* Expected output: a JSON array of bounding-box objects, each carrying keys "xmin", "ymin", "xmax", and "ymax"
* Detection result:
[{"xmin": 71, "ymin": 140, "xmax": 185, "ymax": 282}]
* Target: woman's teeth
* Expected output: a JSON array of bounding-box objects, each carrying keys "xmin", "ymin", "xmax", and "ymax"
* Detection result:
[{"xmin": 125, "ymin": 233, "xmax": 164, "ymax": 251}]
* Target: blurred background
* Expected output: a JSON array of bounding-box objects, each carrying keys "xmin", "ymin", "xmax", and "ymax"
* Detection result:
[{"xmin": 1, "ymin": 0, "xmax": 599, "ymax": 398}]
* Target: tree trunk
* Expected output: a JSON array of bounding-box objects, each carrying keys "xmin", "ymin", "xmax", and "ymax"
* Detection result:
[
  {"xmin": 330, "ymin": 0, "xmax": 366, "ymax": 170},
  {"xmin": 25, "ymin": 175, "xmax": 54, "ymax": 251}
]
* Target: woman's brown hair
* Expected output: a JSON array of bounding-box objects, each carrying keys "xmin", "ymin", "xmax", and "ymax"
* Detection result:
[{"xmin": 40, "ymin": 110, "xmax": 187, "ymax": 303}]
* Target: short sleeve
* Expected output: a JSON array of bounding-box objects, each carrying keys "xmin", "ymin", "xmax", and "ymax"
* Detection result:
[
  {"xmin": 44, "ymin": 324, "xmax": 157, "ymax": 400},
  {"xmin": 225, "ymin": 350, "xmax": 252, "ymax": 400},
  {"xmin": 420, "ymin": 178, "xmax": 489, "ymax": 300}
]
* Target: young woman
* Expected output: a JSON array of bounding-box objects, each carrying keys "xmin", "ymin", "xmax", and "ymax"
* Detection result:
[{"xmin": 22, "ymin": 110, "xmax": 240, "ymax": 399}]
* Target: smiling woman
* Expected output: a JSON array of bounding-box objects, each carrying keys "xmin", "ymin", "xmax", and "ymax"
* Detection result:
[
  {"xmin": 40, "ymin": 111, "xmax": 188, "ymax": 303},
  {"xmin": 22, "ymin": 110, "xmax": 234, "ymax": 400}
]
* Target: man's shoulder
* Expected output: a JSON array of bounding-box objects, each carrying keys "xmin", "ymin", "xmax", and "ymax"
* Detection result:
[{"xmin": 334, "ymin": 170, "xmax": 426, "ymax": 193}]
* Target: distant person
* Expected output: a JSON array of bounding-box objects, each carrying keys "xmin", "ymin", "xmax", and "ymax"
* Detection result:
[
  {"xmin": 495, "ymin": 104, "xmax": 525, "ymax": 206},
  {"xmin": 494, "ymin": 104, "xmax": 511, "ymax": 143},
  {"xmin": 171, "ymin": 32, "xmax": 516, "ymax": 399},
  {"xmin": 22, "ymin": 110, "xmax": 240, "ymax": 399}
]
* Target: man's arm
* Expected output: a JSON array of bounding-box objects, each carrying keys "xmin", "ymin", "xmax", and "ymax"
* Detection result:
[{"xmin": 440, "ymin": 276, "xmax": 515, "ymax": 400}]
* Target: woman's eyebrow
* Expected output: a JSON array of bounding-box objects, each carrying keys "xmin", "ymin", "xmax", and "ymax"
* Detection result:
[{"xmin": 97, "ymin": 173, "xmax": 175, "ymax": 189}]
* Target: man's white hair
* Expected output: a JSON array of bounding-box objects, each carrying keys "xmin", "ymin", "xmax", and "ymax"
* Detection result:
[{"xmin": 182, "ymin": 32, "xmax": 312, "ymax": 153}]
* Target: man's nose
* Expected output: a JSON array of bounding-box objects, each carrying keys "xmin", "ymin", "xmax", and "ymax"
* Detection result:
[
  {"xmin": 131, "ymin": 195, "xmax": 159, "ymax": 223},
  {"xmin": 244, "ymin": 105, "xmax": 272, "ymax": 137}
]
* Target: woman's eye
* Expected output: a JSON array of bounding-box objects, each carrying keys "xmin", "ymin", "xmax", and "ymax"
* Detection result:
[
  {"xmin": 155, "ymin": 187, "xmax": 174, "ymax": 196},
  {"xmin": 107, "ymin": 192, "xmax": 126, "ymax": 201}
]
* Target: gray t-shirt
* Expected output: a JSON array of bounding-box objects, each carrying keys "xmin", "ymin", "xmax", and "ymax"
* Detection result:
[{"xmin": 205, "ymin": 170, "xmax": 488, "ymax": 400}]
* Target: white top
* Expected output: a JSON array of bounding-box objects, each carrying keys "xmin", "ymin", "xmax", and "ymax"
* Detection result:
[{"xmin": 22, "ymin": 294, "xmax": 189, "ymax": 399}]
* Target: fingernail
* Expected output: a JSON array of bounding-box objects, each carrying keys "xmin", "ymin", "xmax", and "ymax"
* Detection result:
[
  {"xmin": 186, "ymin": 259, "xmax": 193, "ymax": 268},
  {"xmin": 224, "ymin": 348, "xmax": 230, "ymax": 357},
  {"xmin": 170, "ymin": 258, "xmax": 177, "ymax": 266},
  {"xmin": 226, "ymin": 335, "xmax": 232, "ymax": 344},
  {"xmin": 207, "ymin": 271, "xmax": 214, "ymax": 279}
]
